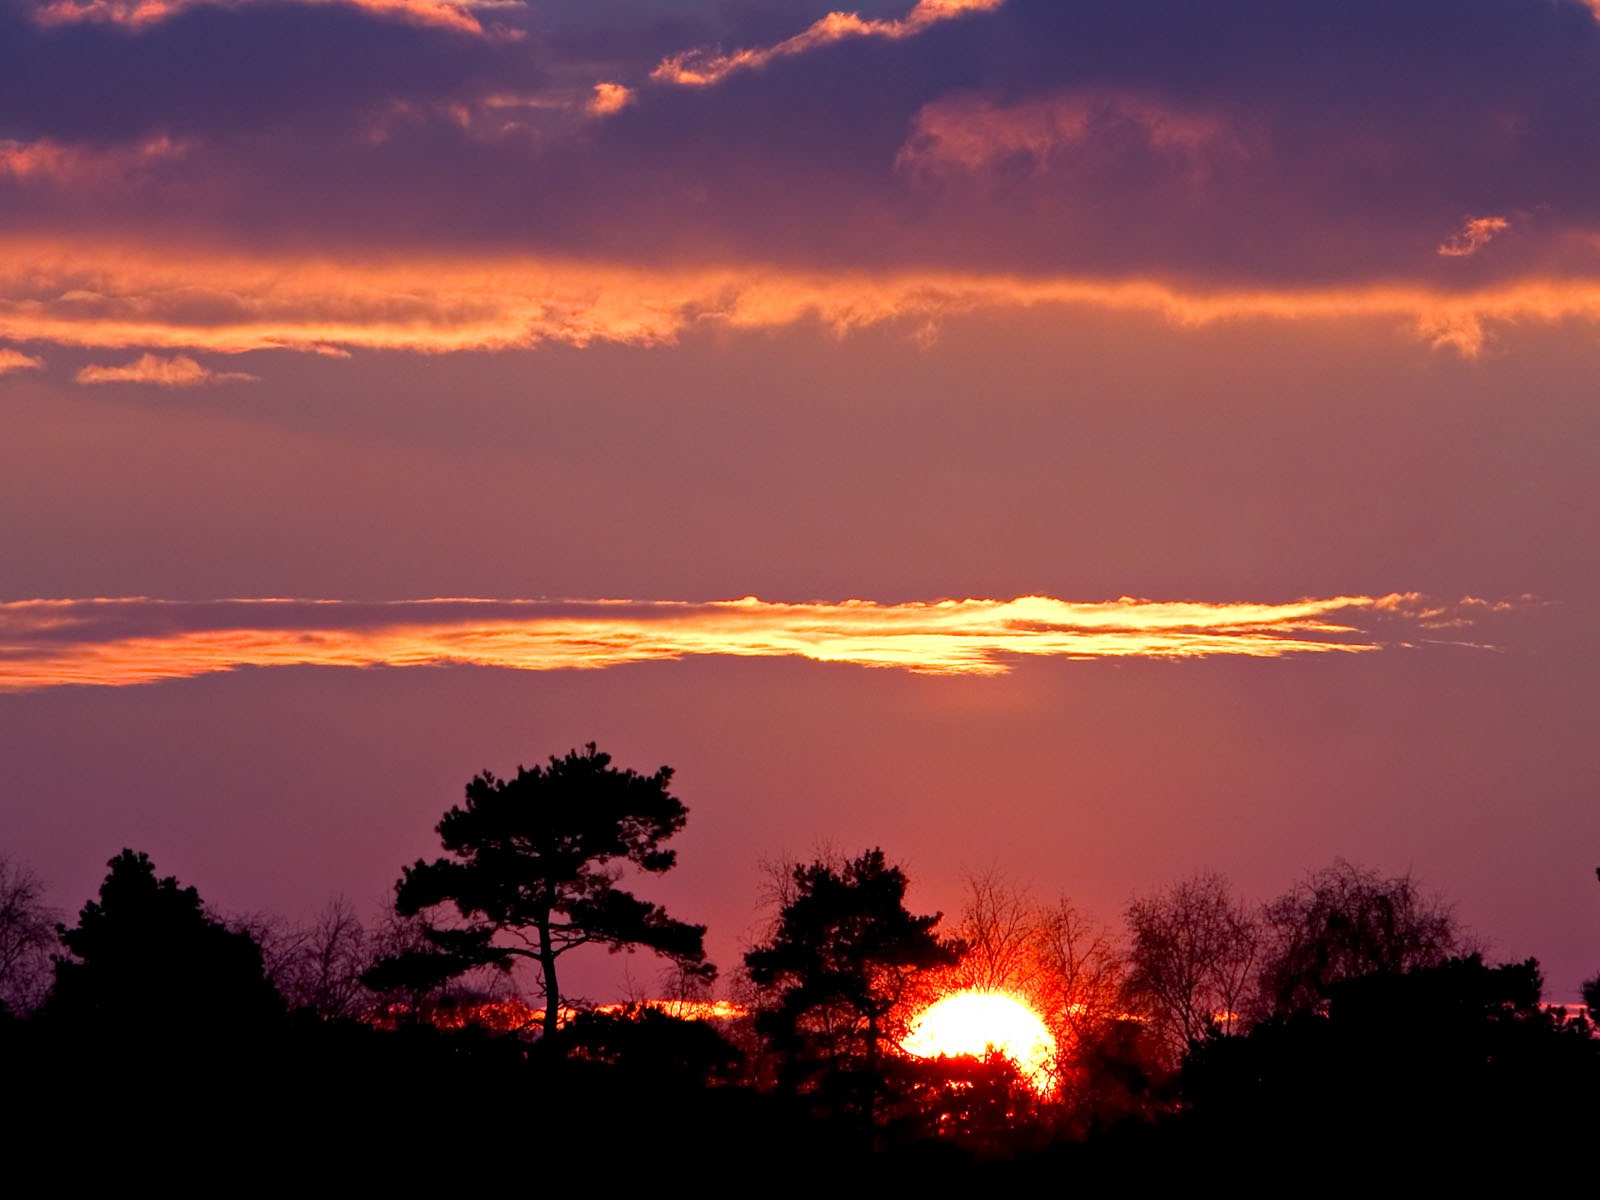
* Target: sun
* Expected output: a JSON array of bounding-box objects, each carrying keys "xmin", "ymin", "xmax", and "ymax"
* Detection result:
[{"xmin": 902, "ymin": 989, "xmax": 1057, "ymax": 1094}]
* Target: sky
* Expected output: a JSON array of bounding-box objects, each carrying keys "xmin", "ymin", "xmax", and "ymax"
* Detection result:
[{"xmin": 2, "ymin": 0, "xmax": 1597, "ymax": 1001}]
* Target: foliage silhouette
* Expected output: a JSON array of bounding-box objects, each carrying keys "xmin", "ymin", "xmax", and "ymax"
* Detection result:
[
  {"xmin": 1180, "ymin": 954, "xmax": 1600, "ymax": 1164},
  {"xmin": 365, "ymin": 743, "xmax": 713, "ymax": 1035},
  {"xmin": 44, "ymin": 848, "xmax": 282, "ymax": 1037},
  {"xmin": 555, "ymin": 1005, "xmax": 743, "ymax": 1084},
  {"xmin": 1258, "ymin": 858, "xmax": 1461, "ymax": 1017},
  {"xmin": 745, "ymin": 847, "xmax": 964, "ymax": 1127}
]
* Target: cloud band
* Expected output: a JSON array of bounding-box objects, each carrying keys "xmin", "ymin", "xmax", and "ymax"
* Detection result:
[{"xmin": 0, "ymin": 592, "xmax": 1503, "ymax": 691}]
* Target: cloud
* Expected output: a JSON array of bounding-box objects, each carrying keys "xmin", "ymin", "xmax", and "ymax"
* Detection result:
[
  {"xmin": 651, "ymin": 0, "xmax": 1006, "ymax": 87},
  {"xmin": 74, "ymin": 353, "xmax": 258, "ymax": 386},
  {"xmin": 1438, "ymin": 215, "xmax": 1511, "ymax": 258},
  {"xmin": 7, "ymin": 0, "xmax": 1600, "ymax": 350},
  {"xmin": 895, "ymin": 90, "xmax": 1248, "ymax": 178},
  {"xmin": 0, "ymin": 592, "xmax": 1513, "ymax": 691},
  {"xmin": 31, "ymin": 0, "xmax": 501, "ymax": 35},
  {"xmin": 587, "ymin": 82, "xmax": 633, "ymax": 117},
  {"xmin": 0, "ymin": 348, "xmax": 44, "ymax": 375},
  {"xmin": 0, "ymin": 136, "xmax": 189, "ymax": 186},
  {"xmin": 9, "ymin": 239, "xmax": 1600, "ymax": 359}
]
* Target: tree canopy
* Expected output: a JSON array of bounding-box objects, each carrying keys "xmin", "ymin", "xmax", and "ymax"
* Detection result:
[
  {"xmin": 1258, "ymin": 859, "xmax": 1461, "ymax": 1017},
  {"xmin": 744, "ymin": 848, "xmax": 963, "ymax": 1123},
  {"xmin": 365, "ymin": 743, "xmax": 713, "ymax": 1035},
  {"xmin": 45, "ymin": 848, "xmax": 281, "ymax": 1036}
]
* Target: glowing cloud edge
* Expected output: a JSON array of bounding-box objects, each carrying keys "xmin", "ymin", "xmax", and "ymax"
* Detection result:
[{"xmin": 0, "ymin": 592, "xmax": 1517, "ymax": 692}]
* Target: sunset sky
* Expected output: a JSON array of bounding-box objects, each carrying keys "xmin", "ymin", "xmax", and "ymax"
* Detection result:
[{"xmin": 2, "ymin": 0, "xmax": 1597, "ymax": 1000}]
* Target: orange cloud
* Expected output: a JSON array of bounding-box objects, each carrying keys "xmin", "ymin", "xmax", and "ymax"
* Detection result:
[
  {"xmin": 652, "ymin": 0, "xmax": 1005, "ymax": 87},
  {"xmin": 75, "ymin": 353, "xmax": 258, "ymax": 386},
  {"xmin": 0, "ymin": 592, "xmax": 1508, "ymax": 692},
  {"xmin": 0, "ymin": 348, "xmax": 44, "ymax": 375},
  {"xmin": 0, "ymin": 137, "xmax": 188, "ymax": 186},
  {"xmin": 588, "ymin": 82, "xmax": 633, "ymax": 117},
  {"xmin": 33, "ymin": 0, "xmax": 493, "ymax": 34},
  {"xmin": 1438, "ymin": 215, "xmax": 1511, "ymax": 258},
  {"xmin": 11, "ymin": 237, "xmax": 1600, "ymax": 358}
]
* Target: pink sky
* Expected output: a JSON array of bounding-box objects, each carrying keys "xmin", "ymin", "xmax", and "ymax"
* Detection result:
[{"xmin": 1, "ymin": 0, "xmax": 1597, "ymax": 999}]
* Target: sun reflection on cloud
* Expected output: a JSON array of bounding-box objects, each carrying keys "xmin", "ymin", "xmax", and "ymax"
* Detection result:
[
  {"xmin": 0, "ymin": 592, "xmax": 1514, "ymax": 692},
  {"xmin": 6, "ymin": 239, "xmax": 1600, "ymax": 361}
]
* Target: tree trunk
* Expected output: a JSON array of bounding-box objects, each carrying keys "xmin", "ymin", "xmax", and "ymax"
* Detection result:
[{"xmin": 538, "ymin": 914, "xmax": 561, "ymax": 1040}]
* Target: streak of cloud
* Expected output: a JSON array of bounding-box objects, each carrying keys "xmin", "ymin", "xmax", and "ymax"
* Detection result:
[
  {"xmin": 0, "ymin": 136, "xmax": 189, "ymax": 186},
  {"xmin": 1438, "ymin": 216, "xmax": 1511, "ymax": 258},
  {"xmin": 0, "ymin": 592, "xmax": 1510, "ymax": 691},
  {"xmin": 74, "ymin": 353, "xmax": 258, "ymax": 386},
  {"xmin": 651, "ymin": 0, "xmax": 1005, "ymax": 86},
  {"xmin": 8, "ymin": 240, "xmax": 1600, "ymax": 358},
  {"xmin": 895, "ymin": 91, "xmax": 1247, "ymax": 179},
  {"xmin": 0, "ymin": 348, "xmax": 44, "ymax": 375},
  {"xmin": 31, "ymin": 0, "xmax": 500, "ymax": 34}
]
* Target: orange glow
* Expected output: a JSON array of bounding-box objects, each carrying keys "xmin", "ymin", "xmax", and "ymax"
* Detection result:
[
  {"xmin": 371, "ymin": 996, "xmax": 745, "ymax": 1031},
  {"xmin": 8, "ymin": 238, "xmax": 1600, "ymax": 361},
  {"xmin": 903, "ymin": 990, "xmax": 1057, "ymax": 1093},
  {"xmin": 0, "ymin": 592, "xmax": 1509, "ymax": 692}
]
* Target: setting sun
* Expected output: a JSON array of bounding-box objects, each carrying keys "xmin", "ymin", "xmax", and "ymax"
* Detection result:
[{"xmin": 902, "ymin": 990, "xmax": 1057, "ymax": 1094}]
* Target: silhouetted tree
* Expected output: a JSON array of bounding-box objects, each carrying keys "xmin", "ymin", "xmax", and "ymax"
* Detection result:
[
  {"xmin": 239, "ymin": 896, "xmax": 378, "ymax": 1019},
  {"xmin": 1123, "ymin": 872, "xmax": 1258, "ymax": 1064},
  {"xmin": 1258, "ymin": 858, "xmax": 1461, "ymax": 1017},
  {"xmin": 557, "ymin": 1005, "xmax": 743, "ymax": 1085},
  {"xmin": 744, "ymin": 847, "xmax": 963, "ymax": 1125},
  {"xmin": 365, "ymin": 744, "xmax": 713, "ymax": 1036},
  {"xmin": 44, "ymin": 849, "xmax": 281, "ymax": 1036},
  {"xmin": 1181, "ymin": 954, "xmax": 1600, "ymax": 1163},
  {"xmin": 0, "ymin": 853, "xmax": 58, "ymax": 1016}
]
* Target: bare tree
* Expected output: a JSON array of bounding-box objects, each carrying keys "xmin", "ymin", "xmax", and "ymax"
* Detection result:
[
  {"xmin": 1123, "ymin": 872, "xmax": 1260, "ymax": 1064},
  {"xmin": 1258, "ymin": 859, "xmax": 1463, "ymax": 1016},
  {"xmin": 944, "ymin": 871, "xmax": 1129, "ymax": 1097},
  {"xmin": 1033, "ymin": 899, "xmax": 1127, "ymax": 1051},
  {"xmin": 948, "ymin": 869, "xmax": 1048, "ymax": 996},
  {"xmin": 0, "ymin": 853, "xmax": 59, "ymax": 1015}
]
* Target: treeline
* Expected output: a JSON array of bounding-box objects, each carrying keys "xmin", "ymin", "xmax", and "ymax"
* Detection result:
[{"xmin": 3, "ymin": 744, "xmax": 1597, "ymax": 1181}]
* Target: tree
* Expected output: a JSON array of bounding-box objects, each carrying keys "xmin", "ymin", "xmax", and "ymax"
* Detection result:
[
  {"xmin": 44, "ymin": 849, "xmax": 281, "ymax": 1036},
  {"xmin": 941, "ymin": 871, "xmax": 1130, "ymax": 1102},
  {"xmin": 744, "ymin": 847, "xmax": 963, "ymax": 1124},
  {"xmin": 365, "ymin": 744, "xmax": 714, "ymax": 1037},
  {"xmin": 1123, "ymin": 871, "xmax": 1259, "ymax": 1065},
  {"xmin": 1258, "ymin": 859, "xmax": 1461, "ymax": 1017},
  {"xmin": 1181, "ymin": 955, "xmax": 1600, "ymax": 1161},
  {"xmin": 0, "ymin": 853, "xmax": 59, "ymax": 1016},
  {"xmin": 237, "ymin": 896, "xmax": 377, "ymax": 1019}
]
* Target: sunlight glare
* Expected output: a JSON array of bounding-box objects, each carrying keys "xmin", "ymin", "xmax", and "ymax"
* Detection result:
[{"xmin": 902, "ymin": 990, "xmax": 1056, "ymax": 1094}]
